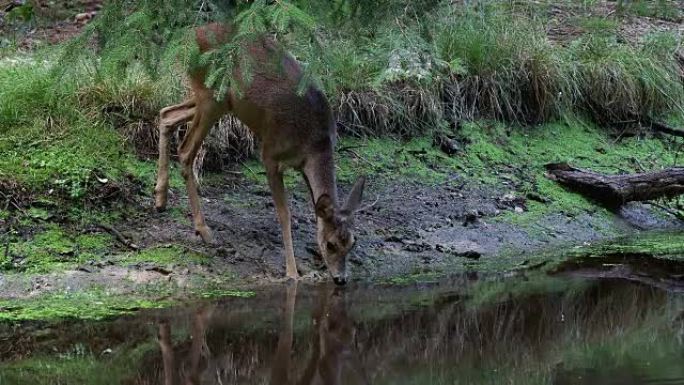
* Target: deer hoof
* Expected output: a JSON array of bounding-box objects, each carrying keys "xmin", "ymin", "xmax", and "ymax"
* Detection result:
[
  {"xmin": 154, "ymin": 202, "xmax": 167, "ymax": 213},
  {"xmin": 195, "ymin": 226, "xmax": 214, "ymax": 244},
  {"xmin": 154, "ymin": 193, "xmax": 168, "ymax": 212}
]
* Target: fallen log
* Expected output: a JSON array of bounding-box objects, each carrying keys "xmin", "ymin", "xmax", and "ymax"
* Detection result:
[
  {"xmin": 647, "ymin": 119, "xmax": 684, "ymax": 138},
  {"xmin": 545, "ymin": 163, "xmax": 684, "ymax": 208}
]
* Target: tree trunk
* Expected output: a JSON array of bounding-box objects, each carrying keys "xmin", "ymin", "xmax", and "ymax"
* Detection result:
[{"xmin": 545, "ymin": 163, "xmax": 684, "ymax": 208}]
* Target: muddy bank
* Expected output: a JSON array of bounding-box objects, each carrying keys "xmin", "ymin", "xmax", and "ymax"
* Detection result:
[{"xmin": 2, "ymin": 169, "xmax": 682, "ymax": 302}]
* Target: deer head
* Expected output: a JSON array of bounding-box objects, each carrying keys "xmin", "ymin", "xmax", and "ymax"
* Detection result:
[{"xmin": 314, "ymin": 176, "xmax": 365, "ymax": 285}]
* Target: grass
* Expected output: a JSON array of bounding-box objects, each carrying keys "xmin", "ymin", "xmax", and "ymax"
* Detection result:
[
  {"xmin": 1, "ymin": 0, "xmax": 682, "ymax": 198},
  {"xmin": 0, "ymin": 60, "xmax": 170, "ymax": 201}
]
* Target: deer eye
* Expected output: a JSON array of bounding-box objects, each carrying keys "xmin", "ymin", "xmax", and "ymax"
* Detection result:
[{"xmin": 326, "ymin": 242, "xmax": 337, "ymax": 253}]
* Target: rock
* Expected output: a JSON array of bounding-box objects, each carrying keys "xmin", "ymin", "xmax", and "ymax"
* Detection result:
[
  {"xmin": 435, "ymin": 240, "xmax": 483, "ymax": 259},
  {"xmin": 462, "ymin": 209, "xmax": 480, "ymax": 227},
  {"xmin": 77, "ymin": 265, "xmax": 94, "ymax": 273},
  {"xmin": 402, "ymin": 240, "xmax": 433, "ymax": 252}
]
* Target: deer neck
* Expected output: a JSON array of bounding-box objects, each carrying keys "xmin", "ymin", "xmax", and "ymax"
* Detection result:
[{"xmin": 303, "ymin": 149, "xmax": 338, "ymax": 210}]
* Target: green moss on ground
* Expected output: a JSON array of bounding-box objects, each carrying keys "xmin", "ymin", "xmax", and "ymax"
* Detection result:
[
  {"xmin": 2, "ymin": 225, "xmax": 113, "ymax": 273},
  {"xmin": 0, "ymin": 289, "xmax": 169, "ymax": 322},
  {"xmin": 566, "ymin": 231, "xmax": 684, "ymax": 261},
  {"xmin": 242, "ymin": 119, "xmax": 676, "ymax": 229}
]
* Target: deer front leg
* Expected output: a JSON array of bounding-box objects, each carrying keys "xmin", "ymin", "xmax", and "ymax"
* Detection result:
[
  {"xmin": 187, "ymin": 305, "xmax": 214, "ymax": 385},
  {"xmin": 270, "ymin": 281, "xmax": 298, "ymax": 384},
  {"xmin": 177, "ymin": 101, "xmax": 219, "ymax": 244},
  {"xmin": 265, "ymin": 164, "xmax": 299, "ymax": 279},
  {"xmin": 155, "ymin": 99, "xmax": 196, "ymax": 211}
]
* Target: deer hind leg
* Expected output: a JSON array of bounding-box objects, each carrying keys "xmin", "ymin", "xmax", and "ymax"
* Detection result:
[
  {"xmin": 155, "ymin": 99, "xmax": 197, "ymax": 211},
  {"xmin": 178, "ymin": 99, "xmax": 221, "ymax": 243},
  {"xmin": 270, "ymin": 282, "xmax": 297, "ymax": 384},
  {"xmin": 265, "ymin": 163, "xmax": 299, "ymax": 279}
]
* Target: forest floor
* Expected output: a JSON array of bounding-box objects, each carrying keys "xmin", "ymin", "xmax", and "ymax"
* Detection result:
[{"xmin": 2, "ymin": 0, "xmax": 684, "ymax": 321}]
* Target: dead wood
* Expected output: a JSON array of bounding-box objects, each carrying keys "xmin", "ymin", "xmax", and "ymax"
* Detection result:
[
  {"xmin": 647, "ymin": 119, "xmax": 684, "ymax": 138},
  {"xmin": 545, "ymin": 163, "xmax": 684, "ymax": 208}
]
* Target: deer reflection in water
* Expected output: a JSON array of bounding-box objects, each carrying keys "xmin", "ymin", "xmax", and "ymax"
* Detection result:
[
  {"xmin": 156, "ymin": 283, "xmax": 369, "ymax": 385},
  {"xmin": 157, "ymin": 306, "xmax": 214, "ymax": 385},
  {"xmin": 271, "ymin": 283, "xmax": 370, "ymax": 385}
]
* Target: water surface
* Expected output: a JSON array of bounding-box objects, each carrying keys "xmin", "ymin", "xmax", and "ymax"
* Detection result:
[{"xmin": 1, "ymin": 270, "xmax": 683, "ymax": 385}]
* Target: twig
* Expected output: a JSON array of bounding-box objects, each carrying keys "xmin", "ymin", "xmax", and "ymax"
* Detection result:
[
  {"xmin": 3, "ymin": 236, "xmax": 9, "ymax": 261},
  {"xmin": 340, "ymin": 148, "xmax": 374, "ymax": 167},
  {"xmin": 650, "ymin": 202, "xmax": 684, "ymax": 221},
  {"xmin": 97, "ymin": 223, "xmax": 139, "ymax": 250},
  {"xmin": 337, "ymin": 144, "xmax": 365, "ymax": 153},
  {"xmin": 358, "ymin": 194, "xmax": 380, "ymax": 213}
]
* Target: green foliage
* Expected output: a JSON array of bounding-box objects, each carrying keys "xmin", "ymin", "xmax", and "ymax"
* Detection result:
[{"xmin": 616, "ymin": 0, "xmax": 682, "ymax": 21}]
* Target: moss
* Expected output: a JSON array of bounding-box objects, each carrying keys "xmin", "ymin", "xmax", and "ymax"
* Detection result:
[
  {"xmin": 385, "ymin": 271, "xmax": 443, "ymax": 286},
  {"xmin": 3, "ymin": 225, "xmax": 113, "ymax": 273},
  {"xmin": 118, "ymin": 245, "xmax": 209, "ymax": 266},
  {"xmin": 567, "ymin": 231, "xmax": 684, "ymax": 260},
  {"xmin": 0, "ymin": 289, "xmax": 169, "ymax": 322},
  {"xmin": 455, "ymin": 120, "xmax": 678, "ymax": 225},
  {"xmin": 241, "ymin": 136, "xmax": 455, "ymax": 189}
]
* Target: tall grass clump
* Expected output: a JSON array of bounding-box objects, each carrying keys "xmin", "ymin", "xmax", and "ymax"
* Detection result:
[
  {"xmin": 0, "ymin": 54, "xmax": 174, "ymax": 201},
  {"xmin": 570, "ymin": 32, "xmax": 684, "ymax": 125},
  {"xmin": 331, "ymin": 24, "xmax": 447, "ymax": 138},
  {"xmin": 433, "ymin": 5, "xmax": 571, "ymax": 124}
]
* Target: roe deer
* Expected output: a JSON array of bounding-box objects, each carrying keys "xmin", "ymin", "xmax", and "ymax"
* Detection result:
[{"xmin": 154, "ymin": 23, "xmax": 365, "ymax": 284}]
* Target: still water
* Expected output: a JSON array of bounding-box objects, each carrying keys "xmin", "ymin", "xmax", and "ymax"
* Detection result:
[{"xmin": 1, "ymin": 271, "xmax": 683, "ymax": 385}]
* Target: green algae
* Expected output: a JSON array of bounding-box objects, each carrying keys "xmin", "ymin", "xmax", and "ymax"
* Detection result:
[{"xmin": 0, "ymin": 289, "xmax": 169, "ymax": 322}]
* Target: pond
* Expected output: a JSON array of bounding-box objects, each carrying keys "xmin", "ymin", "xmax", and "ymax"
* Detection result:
[{"xmin": 1, "ymin": 263, "xmax": 683, "ymax": 385}]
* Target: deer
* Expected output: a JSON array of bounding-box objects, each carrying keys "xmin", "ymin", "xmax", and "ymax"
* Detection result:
[{"xmin": 153, "ymin": 23, "xmax": 365, "ymax": 285}]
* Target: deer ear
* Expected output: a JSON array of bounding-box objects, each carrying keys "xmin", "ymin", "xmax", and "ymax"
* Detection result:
[
  {"xmin": 315, "ymin": 194, "xmax": 335, "ymax": 222},
  {"xmin": 343, "ymin": 176, "xmax": 366, "ymax": 214}
]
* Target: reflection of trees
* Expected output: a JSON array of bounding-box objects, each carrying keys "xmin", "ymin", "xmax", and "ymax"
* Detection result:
[{"xmin": 2, "ymin": 278, "xmax": 682, "ymax": 385}]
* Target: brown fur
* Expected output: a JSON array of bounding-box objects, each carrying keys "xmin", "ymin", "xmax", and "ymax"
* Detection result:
[{"xmin": 154, "ymin": 23, "xmax": 365, "ymax": 282}]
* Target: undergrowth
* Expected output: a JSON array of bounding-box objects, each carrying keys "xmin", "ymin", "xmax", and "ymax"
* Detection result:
[{"xmin": 1, "ymin": 0, "xmax": 682, "ymax": 199}]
